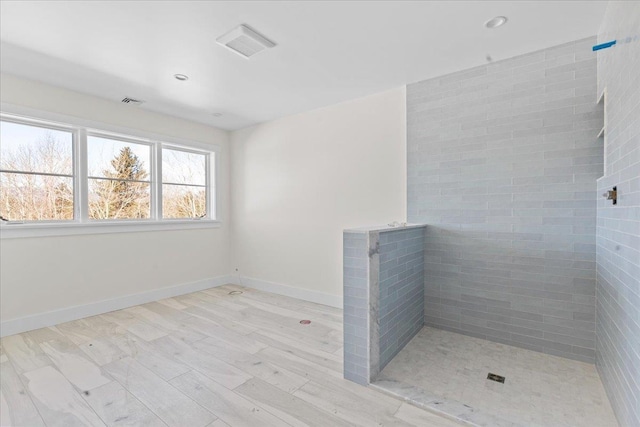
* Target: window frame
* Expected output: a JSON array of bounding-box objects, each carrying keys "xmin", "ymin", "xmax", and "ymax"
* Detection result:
[
  {"xmin": 0, "ymin": 114, "xmax": 79, "ymax": 223},
  {"xmin": 85, "ymin": 130, "xmax": 155, "ymax": 222},
  {"xmin": 160, "ymin": 144, "xmax": 214, "ymax": 221},
  {"xmin": 0, "ymin": 105, "xmax": 220, "ymax": 239}
]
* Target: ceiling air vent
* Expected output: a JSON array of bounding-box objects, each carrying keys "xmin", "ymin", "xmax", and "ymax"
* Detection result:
[
  {"xmin": 121, "ymin": 97, "xmax": 144, "ymax": 106},
  {"xmin": 216, "ymin": 24, "xmax": 276, "ymax": 59}
]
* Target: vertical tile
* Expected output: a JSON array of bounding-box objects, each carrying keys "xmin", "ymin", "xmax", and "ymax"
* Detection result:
[{"xmin": 342, "ymin": 231, "xmax": 370, "ymax": 385}]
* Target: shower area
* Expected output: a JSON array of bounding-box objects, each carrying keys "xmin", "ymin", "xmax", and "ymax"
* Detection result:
[{"xmin": 344, "ymin": 29, "xmax": 639, "ymax": 427}]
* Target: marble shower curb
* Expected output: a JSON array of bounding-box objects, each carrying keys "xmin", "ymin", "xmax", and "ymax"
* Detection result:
[{"xmin": 371, "ymin": 378, "xmax": 524, "ymax": 427}]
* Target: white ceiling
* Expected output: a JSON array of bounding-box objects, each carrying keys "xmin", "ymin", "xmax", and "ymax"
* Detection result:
[{"xmin": 0, "ymin": 1, "xmax": 607, "ymax": 130}]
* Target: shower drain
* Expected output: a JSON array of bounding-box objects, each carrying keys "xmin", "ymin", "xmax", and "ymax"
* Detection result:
[{"xmin": 487, "ymin": 373, "xmax": 506, "ymax": 384}]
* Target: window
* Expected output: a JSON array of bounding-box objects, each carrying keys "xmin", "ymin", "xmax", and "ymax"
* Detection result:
[
  {"xmin": 0, "ymin": 113, "xmax": 218, "ymax": 237},
  {"xmin": 87, "ymin": 135, "xmax": 151, "ymax": 220},
  {"xmin": 0, "ymin": 120, "xmax": 75, "ymax": 221},
  {"xmin": 162, "ymin": 148, "xmax": 208, "ymax": 219}
]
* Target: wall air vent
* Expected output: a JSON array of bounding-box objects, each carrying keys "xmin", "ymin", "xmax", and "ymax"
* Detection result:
[
  {"xmin": 216, "ymin": 24, "xmax": 276, "ymax": 59},
  {"xmin": 121, "ymin": 97, "xmax": 144, "ymax": 106}
]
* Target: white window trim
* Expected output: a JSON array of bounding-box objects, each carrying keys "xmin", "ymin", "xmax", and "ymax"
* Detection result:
[
  {"xmin": 159, "ymin": 143, "xmax": 215, "ymax": 220},
  {"xmin": 0, "ymin": 103, "xmax": 221, "ymax": 239},
  {"xmin": 0, "ymin": 220, "xmax": 220, "ymax": 239}
]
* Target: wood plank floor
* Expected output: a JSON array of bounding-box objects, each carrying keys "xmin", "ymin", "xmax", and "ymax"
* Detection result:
[{"xmin": 0, "ymin": 285, "xmax": 462, "ymax": 427}]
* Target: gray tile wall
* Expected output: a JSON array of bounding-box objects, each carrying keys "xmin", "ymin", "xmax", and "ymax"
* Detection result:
[
  {"xmin": 407, "ymin": 37, "xmax": 604, "ymax": 362},
  {"xmin": 595, "ymin": 2, "xmax": 640, "ymax": 426},
  {"xmin": 378, "ymin": 228, "xmax": 425, "ymax": 370},
  {"xmin": 343, "ymin": 226, "xmax": 426, "ymax": 384},
  {"xmin": 343, "ymin": 232, "xmax": 370, "ymax": 385}
]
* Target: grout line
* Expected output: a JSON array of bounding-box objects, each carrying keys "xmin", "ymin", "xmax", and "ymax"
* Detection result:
[{"xmin": 4, "ymin": 355, "xmax": 50, "ymax": 427}]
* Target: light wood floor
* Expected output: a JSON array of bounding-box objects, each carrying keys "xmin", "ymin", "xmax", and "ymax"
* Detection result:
[{"xmin": 0, "ymin": 284, "xmax": 461, "ymax": 427}]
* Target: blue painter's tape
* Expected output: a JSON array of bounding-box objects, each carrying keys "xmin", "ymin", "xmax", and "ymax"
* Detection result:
[{"xmin": 593, "ymin": 40, "xmax": 617, "ymax": 51}]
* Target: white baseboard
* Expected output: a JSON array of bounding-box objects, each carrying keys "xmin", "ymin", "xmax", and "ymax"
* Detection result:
[
  {"xmin": 0, "ymin": 275, "xmax": 233, "ymax": 337},
  {"xmin": 233, "ymin": 276, "xmax": 343, "ymax": 309},
  {"xmin": 0, "ymin": 274, "xmax": 342, "ymax": 337}
]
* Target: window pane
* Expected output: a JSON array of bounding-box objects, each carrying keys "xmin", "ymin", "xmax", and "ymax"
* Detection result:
[
  {"xmin": 162, "ymin": 148, "xmax": 206, "ymax": 185},
  {"xmin": 88, "ymin": 178, "xmax": 150, "ymax": 219},
  {"xmin": 0, "ymin": 172, "xmax": 73, "ymax": 221},
  {"xmin": 0, "ymin": 120, "xmax": 73, "ymax": 175},
  {"xmin": 163, "ymin": 184, "xmax": 206, "ymax": 219},
  {"xmin": 88, "ymin": 136, "xmax": 150, "ymax": 181}
]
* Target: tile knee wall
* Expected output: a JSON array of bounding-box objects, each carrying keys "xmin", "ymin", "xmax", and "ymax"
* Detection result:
[{"xmin": 343, "ymin": 226, "xmax": 426, "ymax": 383}]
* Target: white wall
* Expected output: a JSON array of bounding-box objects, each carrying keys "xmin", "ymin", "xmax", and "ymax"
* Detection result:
[
  {"xmin": 1, "ymin": 77, "xmax": 406, "ymax": 330},
  {"xmin": 230, "ymin": 88, "xmax": 407, "ymax": 304},
  {"xmin": 0, "ymin": 74, "xmax": 232, "ymax": 326}
]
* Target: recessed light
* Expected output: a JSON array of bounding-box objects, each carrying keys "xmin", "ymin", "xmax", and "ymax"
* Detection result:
[
  {"xmin": 174, "ymin": 74, "xmax": 189, "ymax": 81},
  {"xmin": 485, "ymin": 16, "xmax": 508, "ymax": 29}
]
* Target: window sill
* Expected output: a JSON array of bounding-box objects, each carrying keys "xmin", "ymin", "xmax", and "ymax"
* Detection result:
[{"xmin": 0, "ymin": 219, "xmax": 221, "ymax": 239}]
